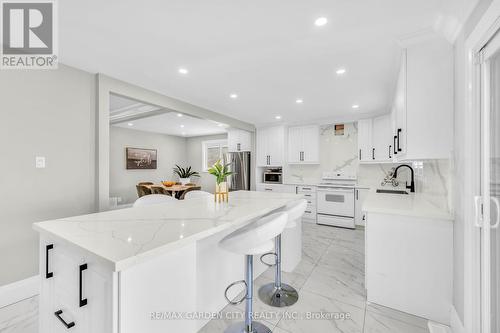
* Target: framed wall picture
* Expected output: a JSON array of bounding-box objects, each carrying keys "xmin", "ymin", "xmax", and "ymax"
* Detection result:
[{"xmin": 126, "ymin": 147, "xmax": 157, "ymax": 169}]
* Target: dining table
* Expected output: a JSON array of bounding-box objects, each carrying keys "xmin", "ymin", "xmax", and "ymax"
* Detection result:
[{"xmin": 145, "ymin": 183, "xmax": 201, "ymax": 199}]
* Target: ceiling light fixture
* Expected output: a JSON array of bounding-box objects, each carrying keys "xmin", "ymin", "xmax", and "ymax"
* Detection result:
[
  {"xmin": 336, "ymin": 68, "xmax": 346, "ymax": 75},
  {"xmin": 314, "ymin": 17, "xmax": 328, "ymax": 26},
  {"xmin": 127, "ymin": 122, "xmax": 134, "ymax": 126},
  {"xmin": 177, "ymin": 113, "xmax": 183, "ymax": 117},
  {"xmin": 178, "ymin": 67, "xmax": 189, "ymax": 75},
  {"xmin": 275, "ymin": 115, "xmax": 282, "ymax": 120},
  {"xmin": 180, "ymin": 124, "xmax": 185, "ymax": 128},
  {"xmin": 217, "ymin": 123, "xmax": 224, "ymax": 127},
  {"xmin": 296, "ymin": 99, "xmax": 303, "ymax": 104},
  {"xmin": 230, "ymin": 93, "xmax": 238, "ymax": 99},
  {"xmin": 352, "ymin": 104, "xmax": 360, "ymax": 109}
]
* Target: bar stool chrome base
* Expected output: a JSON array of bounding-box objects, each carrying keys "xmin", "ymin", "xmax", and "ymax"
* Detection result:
[
  {"xmin": 258, "ymin": 282, "xmax": 299, "ymax": 307},
  {"xmin": 224, "ymin": 321, "xmax": 272, "ymax": 333}
]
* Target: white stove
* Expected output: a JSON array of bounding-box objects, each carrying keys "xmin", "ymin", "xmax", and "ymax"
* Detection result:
[{"xmin": 316, "ymin": 172, "xmax": 357, "ymax": 229}]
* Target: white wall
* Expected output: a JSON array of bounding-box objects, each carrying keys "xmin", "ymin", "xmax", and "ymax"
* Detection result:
[
  {"xmin": 109, "ymin": 127, "xmax": 187, "ymax": 204},
  {"xmin": 0, "ymin": 65, "xmax": 96, "ymax": 286},
  {"xmin": 186, "ymin": 134, "xmax": 228, "ymax": 193}
]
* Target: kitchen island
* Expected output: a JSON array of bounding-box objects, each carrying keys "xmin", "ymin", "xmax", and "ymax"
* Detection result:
[{"xmin": 33, "ymin": 191, "xmax": 301, "ymax": 333}]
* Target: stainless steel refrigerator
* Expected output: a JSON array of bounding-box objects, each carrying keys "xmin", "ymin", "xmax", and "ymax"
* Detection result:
[{"xmin": 224, "ymin": 152, "xmax": 251, "ymax": 191}]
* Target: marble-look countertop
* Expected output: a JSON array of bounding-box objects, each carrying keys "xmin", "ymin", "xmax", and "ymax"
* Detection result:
[
  {"xmin": 362, "ymin": 190, "xmax": 453, "ymax": 221},
  {"xmin": 33, "ymin": 191, "xmax": 301, "ymax": 272}
]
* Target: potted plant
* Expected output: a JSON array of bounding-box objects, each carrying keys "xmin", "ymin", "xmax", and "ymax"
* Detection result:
[
  {"xmin": 207, "ymin": 160, "xmax": 233, "ymax": 200},
  {"xmin": 173, "ymin": 165, "xmax": 200, "ymax": 185}
]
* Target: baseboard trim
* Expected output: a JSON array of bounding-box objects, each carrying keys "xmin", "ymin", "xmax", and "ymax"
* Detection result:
[
  {"xmin": 0, "ymin": 275, "xmax": 40, "ymax": 308},
  {"xmin": 450, "ymin": 305, "xmax": 465, "ymax": 333}
]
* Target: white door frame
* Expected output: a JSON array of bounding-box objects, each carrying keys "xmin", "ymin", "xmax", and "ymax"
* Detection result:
[{"xmin": 465, "ymin": 1, "xmax": 500, "ymax": 332}]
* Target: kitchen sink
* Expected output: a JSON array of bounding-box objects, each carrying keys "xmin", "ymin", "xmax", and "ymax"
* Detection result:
[{"xmin": 376, "ymin": 189, "xmax": 409, "ymax": 195}]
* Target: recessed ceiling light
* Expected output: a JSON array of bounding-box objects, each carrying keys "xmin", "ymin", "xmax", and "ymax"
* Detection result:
[
  {"xmin": 178, "ymin": 67, "xmax": 188, "ymax": 75},
  {"xmin": 230, "ymin": 93, "xmax": 238, "ymax": 99},
  {"xmin": 314, "ymin": 17, "xmax": 328, "ymax": 26},
  {"xmin": 275, "ymin": 115, "xmax": 282, "ymax": 120},
  {"xmin": 352, "ymin": 104, "xmax": 360, "ymax": 109},
  {"xmin": 180, "ymin": 124, "xmax": 185, "ymax": 128},
  {"xmin": 336, "ymin": 68, "xmax": 346, "ymax": 75},
  {"xmin": 217, "ymin": 123, "xmax": 224, "ymax": 127},
  {"xmin": 177, "ymin": 113, "xmax": 183, "ymax": 117},
  {"xmin": 127, "ymin": 122, "xmax": 134, "ymax": 126},
  {"xmin": 296, "ymin": 99, "xmax": 303, "ymax": 104}
]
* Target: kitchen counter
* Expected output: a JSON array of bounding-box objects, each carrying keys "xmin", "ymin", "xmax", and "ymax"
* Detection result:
[
  {"xmin": 362, "ymin": 190, "xmax": 453, "ymax": 221},
  {"xmin": 34, "ymin": 190, "xmax": 300, "ymax": 272}
]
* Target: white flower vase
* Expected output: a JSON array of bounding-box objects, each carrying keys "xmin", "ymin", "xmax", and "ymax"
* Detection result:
[{"xmin": 180, "ymin": 178, "xmax": 190, "ymax": 185}]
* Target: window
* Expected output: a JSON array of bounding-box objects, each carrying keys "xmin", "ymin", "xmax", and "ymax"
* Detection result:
[{"xmin": 202, "ymin": 140, "xmax": 228, "ymax": 171}]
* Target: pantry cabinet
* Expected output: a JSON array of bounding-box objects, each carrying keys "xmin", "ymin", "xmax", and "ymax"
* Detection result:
[
  {"xmin": 227, "ymin": 128, "xmax": 252, "ymax": 152},
  {"xmin": 288, "ymin": 125, "xmax": 319, "ymax": 164},
  {"xmin": 256, "ymin": 126, "xmax": 285, "ymax": 166}
]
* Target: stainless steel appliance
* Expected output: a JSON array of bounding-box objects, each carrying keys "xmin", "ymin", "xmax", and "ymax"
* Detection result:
[
  {"xmin": 263, "ymin": 168, "xmax": 283, "ymax": 184},
  {"xmin": 225, "ymin": 152, "xmax": 251, "ymax": 191},
  {"xmin": 317, "ymin": 172, "xmax": 356, "ymax": 229}
]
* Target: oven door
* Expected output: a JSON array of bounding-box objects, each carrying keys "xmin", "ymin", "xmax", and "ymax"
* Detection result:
[{"xmin": 317, "ymin": 187, "xmax": 355, "ymax": 217}]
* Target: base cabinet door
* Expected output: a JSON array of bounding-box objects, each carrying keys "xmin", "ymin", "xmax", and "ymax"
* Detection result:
[{"xmin": 354, "ymin": 188, "xmax": 369, "ymax": 226}]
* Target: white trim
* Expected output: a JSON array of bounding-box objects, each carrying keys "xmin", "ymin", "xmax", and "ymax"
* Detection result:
[
  {"xmin": 450, "ymin": 305, "xmax": 466, "ymax": 333},
  {"xmin": 0, "ymin": 275, "xmax": 39, "ymax": 308},
  {"xmin": 428, "ymin": 321, "xmax": 452, "ymax": 333},
  {"xmin": 201, "ymin": 139, "xmax": 228, "ymax": 172}
]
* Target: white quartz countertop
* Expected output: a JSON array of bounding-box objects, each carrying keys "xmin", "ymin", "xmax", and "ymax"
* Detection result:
[
  {"xmin": 362, "ymin": 191, "xmax": 453, "ymax": 221},
  {"xmin": 33, "ymin": 191, "xmax": 301, "ymax": 272}
]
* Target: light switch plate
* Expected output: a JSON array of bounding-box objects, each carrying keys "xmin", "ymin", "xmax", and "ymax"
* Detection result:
[{"xmin": 35, "ymin": 156, "xmax": 46, "ymax": 169}]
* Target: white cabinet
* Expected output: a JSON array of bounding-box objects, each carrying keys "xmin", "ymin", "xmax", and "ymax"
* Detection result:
[
  {"xmin": 357, "ymin": 119, "xmax": 373, "ymax": 162},
  {"xmin": 227, "ymin": 128, "xmax": 252, "ymax": 152},
  {"xmin": 256, "ymin": 183, "xmax": 296, "ymax": 193},
  {"xmin": 354, "ymin": 188, "xmax": 369, "ymax": 226},
  {"xmin": 287, "ymin": 125, "xmax": 320, "ymax": 164},
  {"xmin": 256, "ymin": 126, "xmax": 285, "ymax": 167},
  {"xmin": 372, "ymin": 115, "xmax": 393, "ymax": 161},
  {"xmin": 39, "ymin": 238, "xmax": 112, "ymax": 333},
  {"xmin": 391, "ymin": 36, "xmax": 453, "ymax": 160}
]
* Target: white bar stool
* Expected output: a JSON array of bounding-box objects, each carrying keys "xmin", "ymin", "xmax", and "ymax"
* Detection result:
[
  {"xmin": 258, "ymin": 199, "xmax": 307, "ymax": 307},
  {"xmin": 132, "ymin": 194, "xmax": 177, "ymax": 207},
  {"xmin": 219, "ymin": 212, "xmax": 288, "ymax": 333}
]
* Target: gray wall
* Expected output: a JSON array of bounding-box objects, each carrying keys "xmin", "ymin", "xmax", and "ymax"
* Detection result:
[
  {"xmin": 0, "ymin": 65, "xmax": 96, "ymax": 286},
  {"xmin": 452, "ymin": 0, "xmax": 492, "ymax": 322},
  {"xmin": 186, "ymin": 134, "xmax": 228, "ymax": 193},
  {"xmin": 109, "ymin": 127, "xmax": 187, "ymax": 204}
]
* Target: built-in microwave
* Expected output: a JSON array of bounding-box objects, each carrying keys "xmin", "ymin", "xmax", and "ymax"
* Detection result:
[{"xmin": 263, "ymin": 169, "xmax": 282, "ymax": 184}]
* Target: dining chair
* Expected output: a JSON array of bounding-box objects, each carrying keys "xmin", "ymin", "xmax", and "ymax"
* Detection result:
[
  {"xmin": 136, "ymin": 184, "xmax": 152, "ymax": 198},
  {"xmin": 133, "ymin": 194, "xmax": 177, "ymax": 207},
  {"xmin": 150, "ymin": 185, "xmax": 171, "ymax": 196},
  {"xmin": 138, "ymin": 182, "xmax": 154, "ymax": 185}
]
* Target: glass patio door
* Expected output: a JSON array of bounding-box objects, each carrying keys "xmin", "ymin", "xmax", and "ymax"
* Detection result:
[{"xmin": 480, "ymin": 30, "xmax": 500, "ymax": 333}]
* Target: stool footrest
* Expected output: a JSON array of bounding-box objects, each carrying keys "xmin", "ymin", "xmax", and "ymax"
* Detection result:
[
  {"xmin": 224, "ymin": 280, "xmax": 247, "ymax": 305},
  {"xmin": 259, "ymin": 252, "xmax": 277, "ymax": 267}
]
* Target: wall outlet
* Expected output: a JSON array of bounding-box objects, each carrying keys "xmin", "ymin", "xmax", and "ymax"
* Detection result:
[{"xmin": 35, "ymin": 156, "xmax": 46, "ymax": 169}]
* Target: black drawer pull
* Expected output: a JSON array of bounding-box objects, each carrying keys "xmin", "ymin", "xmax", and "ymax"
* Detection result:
[
  {"xmin": 359, "ymin": 149, "xmax": 362, "ymax": 160},
  {"xmin": 389, "ymin": 145, "xmax": 392, "ymax": 159},
  {"xmin": 372, "ymin": 148, "xmax": 375, "ymax": 160},
  {"xmin": 45, "ymin": 244, "xmax": 53, "ymax": 279},
  {"xmin": 54, "ymin": 310, "xmax": 75, "ymax": 329},
  {"xmin": 79, "ymin": 264, "xmax": 88, "ymax": 307},
  {"xmin": 397, "ymin": 128, "xmax": 402, "ymax": 152},
  {"xmin": 393, "ymin": 136, "xmax": 398, "ymax": 155}
]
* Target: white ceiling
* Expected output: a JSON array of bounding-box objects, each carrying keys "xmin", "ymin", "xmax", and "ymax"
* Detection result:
[
  {"xmin": 60, "ymin": 0, "xmax": 476, "ymax": 126},
  {"xmin": 110, "ymin": 94, "xmax": 227, "ymax": 137}
]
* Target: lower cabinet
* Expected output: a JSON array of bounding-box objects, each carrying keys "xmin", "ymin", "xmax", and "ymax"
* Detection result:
[
  {"xmin": 39, "ymin": 237, "xmax": 112, "ymax": 333},
  {"xmin": 354, "ymin": 188, "xmax": 369, "ymax": 226},
  {"xmin": 296, "ymin": 185, "xmax": 317, "ymax": 222},
  {"xmin": 256, "ymin": 183, "xmax": 296, "ymax": 193}
]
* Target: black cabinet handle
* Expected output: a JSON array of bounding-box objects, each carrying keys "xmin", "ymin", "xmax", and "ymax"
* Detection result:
[
  {"xmin": 45, "ymin": 244, "xmax": 53, "ymax": 279},
  {"xmin": 359, "ymin": 149, "xmax": 362, "ymax": 160},
  {"xmin": 397, "ymin": 128, "xmax": 402, "ymax": 152},
  {"xmin": 54, "ymin": 310, "xmax": 75, "ymax": 329},
  {"xmin": 372, "ymin": 148, "xmax": 375, "ymax": 160},
  {"xmin": 393, "ymin": 136, "xmax": 398, "ymax": 155},
  {"xmin": 389, "ymin": 145, "xmax": 392, "ymax": 159},
  {"xmin": 356, "ymin": 189, "xmax": 359, "ymax": 200},
  {"xmin": 79, "ymin": 264, "xmax": 88, "ymax": 307}
]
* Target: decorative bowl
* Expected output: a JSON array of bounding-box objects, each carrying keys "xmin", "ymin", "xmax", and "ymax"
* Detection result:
[{"xmin": 162, "ymin": 181, "xmax": 176, "ymax": 187}]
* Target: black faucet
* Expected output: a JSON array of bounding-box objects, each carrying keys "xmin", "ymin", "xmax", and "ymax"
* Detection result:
[{"xmin": 393, "ymin": 164, "xmax": 415, "ymax": 193}]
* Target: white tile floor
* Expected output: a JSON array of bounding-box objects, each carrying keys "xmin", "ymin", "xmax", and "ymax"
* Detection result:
[
  {"xmin": 198, "ymin": 223, "xmax": 430, "ymax": 333},
  {"xmin": 0, "ymin": 223, "xmax": 430, "ymax": 333}
]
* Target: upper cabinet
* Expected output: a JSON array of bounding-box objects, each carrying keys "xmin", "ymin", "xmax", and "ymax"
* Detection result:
[
  {"xmin": 227, "ymin": 128, "xmax": 252, "ymax": 152},
  {"xmin": 256, "ymin": 126, "xmax": 285, "ymax": 167},
  {"xmin": 393, "ymin": 36, "xmax": 453, "ymax": 160},
  {"xmin": 357, "ymin": 35, "xmax": 453, "ymax": 162},
  {"xmin": 287, "ymin": 125, "xmax": 320, "ymax": 164}
]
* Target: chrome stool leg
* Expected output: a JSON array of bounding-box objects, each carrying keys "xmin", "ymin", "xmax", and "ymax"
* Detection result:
[
  {"xmin": 224, "ymin": 255, "xmax": 272, "ymax": 333},
  {"xmin": 258, "ymin": 235, "xmax": 299, "ymax": 307}
]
